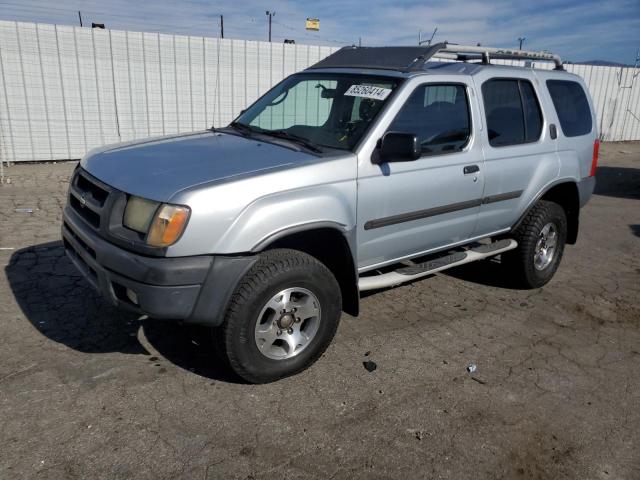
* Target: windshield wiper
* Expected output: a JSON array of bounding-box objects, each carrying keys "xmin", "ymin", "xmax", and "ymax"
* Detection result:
[
  {"xmin": 228, "ymin": 121, "xmax": 256, "ymax": 137},
  {"xmin": 262, "ymin": 130, "xmax": 323, "ymax": 153},
  {"xmin": 228, "ymin": 122, "xmax": 322, "ymax": 153}
]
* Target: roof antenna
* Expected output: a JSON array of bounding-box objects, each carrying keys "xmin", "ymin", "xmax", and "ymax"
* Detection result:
[{"xmin": 419, "ymin": 27, "xmax": 438, "ymax": 46}]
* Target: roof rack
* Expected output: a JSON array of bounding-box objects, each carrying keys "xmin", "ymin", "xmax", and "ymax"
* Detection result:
[
  {"xmin": 435, "ymin": 43, "xmax": 563, "ymax": 70},
  {"xmin": 307, "ymin": 42, "xmax": 564, "ymax": 72}
]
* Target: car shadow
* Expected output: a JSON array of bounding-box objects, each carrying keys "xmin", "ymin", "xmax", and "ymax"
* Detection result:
[
  {"xmin": 5, "ymin": 241, "xmax": 243, "ymax": 383},
  {"xmin": 443, "ymin": 256, "xmax": 529, "ymax": 289},
  {"xmin": 594, "ymin": 166, "xmax": 640, "ymax": 200},
  {"xmin": 630, "ymin": 225, "xmax": 640, "ymax": 238}
]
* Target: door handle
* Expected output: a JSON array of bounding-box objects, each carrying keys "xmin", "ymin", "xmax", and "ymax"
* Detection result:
[
  {"xmin": 550, "ymin": 124, "xmax": 558, "ymax": 140},
  {"xmin": 463, "ymin": 165, "xmax": 480, "ymax": 174}
]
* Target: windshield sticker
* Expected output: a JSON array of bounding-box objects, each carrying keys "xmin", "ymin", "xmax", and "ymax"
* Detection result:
[{"xmin": 344, "ymin": 84, "xmax": 392, "ymax": 101}]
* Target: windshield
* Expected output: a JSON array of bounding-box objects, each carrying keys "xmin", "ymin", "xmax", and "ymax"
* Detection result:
[{"xmin": 232, "ymin": 73, "xmax": 402, "ymax": 151}]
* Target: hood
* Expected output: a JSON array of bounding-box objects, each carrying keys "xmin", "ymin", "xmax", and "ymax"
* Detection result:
[{"xmin": 81, "ymin": 131, "xmax": 318, "ymax": 202}]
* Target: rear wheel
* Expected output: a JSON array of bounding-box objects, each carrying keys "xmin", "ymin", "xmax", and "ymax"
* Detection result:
[
  {"xmin": 217, "ymin": 249, "xmax": 341, "ymax": 383},
  {"xmin": 503, "ymin": 200, "xmax": 567, "ymax": 288}
]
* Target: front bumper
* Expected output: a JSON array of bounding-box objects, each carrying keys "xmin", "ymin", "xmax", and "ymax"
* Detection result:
[
  {"xmin": 62, "ymin": 206, "xmax": 256, "ymax": 324},
  {"xmin": 62, "ymin": 206, "xmax": 211, "ymax": 319}
]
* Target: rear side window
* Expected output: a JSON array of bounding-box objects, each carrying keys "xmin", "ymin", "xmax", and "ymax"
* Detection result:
[
  {"xmin": 546, "ymin": 80, "xmax": 592, "ymax": 137},
  {"xmin": 388, "ymin": 84, "xmax": 471, "ymax": 155},
  {"xmin": 482, "ymin": 79, "xmax": 543, "ymax": 147}
]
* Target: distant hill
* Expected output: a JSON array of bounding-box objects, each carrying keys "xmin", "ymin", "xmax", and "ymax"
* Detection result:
[{"xmin": 566, "ymin": 60, "xmax": 634, "ymax": 67}]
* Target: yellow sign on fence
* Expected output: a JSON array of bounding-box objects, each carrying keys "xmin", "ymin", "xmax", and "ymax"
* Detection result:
[{"xmin": 306, "ymin": 18, "xmax": 320, "ymax": 31}]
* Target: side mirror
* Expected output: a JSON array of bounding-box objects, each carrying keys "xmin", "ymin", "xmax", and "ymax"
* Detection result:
[{"xmin": 376, "ymin": 132, "xmax": 421, "ymax": 163}]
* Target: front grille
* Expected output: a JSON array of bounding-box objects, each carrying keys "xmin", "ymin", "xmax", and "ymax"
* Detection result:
[
  {"xmin": 70, "ymin": 195, "xmax": 100, "ymax": 227},
  {"xmin": 68, "ymin": 169, "xmax": 112, "ymax": 230},
  {"xmin": 76, "ymin": 172, "xmax": 109, "ymax": 206}
]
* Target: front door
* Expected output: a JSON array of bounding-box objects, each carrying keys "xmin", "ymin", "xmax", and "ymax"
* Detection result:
[{"xmin": 357, "ymin": 80, "xmax": 485, "ymax": 271}]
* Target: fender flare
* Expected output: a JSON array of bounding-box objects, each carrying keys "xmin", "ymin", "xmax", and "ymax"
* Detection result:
[
  {"xmin": 251, "ymin": 221, "xmax": 352, "ymax": 252},
  {"xmin": 511, "ymin": 179, "xmax": 580, "ymax": 242},
  {"xmin": 253, "ymin": 222, "xmax": 360, "ymax": 317}
]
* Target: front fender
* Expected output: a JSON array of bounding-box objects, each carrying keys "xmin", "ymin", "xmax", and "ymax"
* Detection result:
[
  {"xmin": 165, "ymin": 154, "xmax": 358, "ymax": 257},
  {"xmin": 217, "ymin": 182, "xmax": 357, "ymax": 253}
]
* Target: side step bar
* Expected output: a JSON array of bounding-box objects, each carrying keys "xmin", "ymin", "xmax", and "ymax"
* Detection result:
[{"xmin": 358, "ymin": 239, "xmax": 518, "ymax": 291}]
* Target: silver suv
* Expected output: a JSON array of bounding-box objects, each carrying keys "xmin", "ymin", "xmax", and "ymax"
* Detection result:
[{"xmin": 62, "ymin": 44, "xmax": 598, "ymax": 383}]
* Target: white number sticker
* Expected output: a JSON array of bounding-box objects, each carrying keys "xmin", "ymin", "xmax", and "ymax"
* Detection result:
[{"xmin": 344, "ymin": 84, "xmax": 392, "ymax": 101}]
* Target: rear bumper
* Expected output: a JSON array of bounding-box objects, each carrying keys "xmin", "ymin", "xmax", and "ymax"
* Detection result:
[
  {"xmin": 62, "ymin": 206, "xmax": 256, "ymax": 324},
  {"xmin": 577, "ymin": 175, "xmax": 596, "ymax": 208}
]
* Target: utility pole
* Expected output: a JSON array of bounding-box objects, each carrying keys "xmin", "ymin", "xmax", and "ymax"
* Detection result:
[
  {"xmin": 358, "ymin": 37, "xmax": 361, "ymax": 47},
  {"xmin": 266, "ymin": 10, "xmax": 275, "ymax": 42},
  {"xmin": 78, "ymin": 10, "xmax": 83, "ymax": 27},
  {"xmin": 518, "ymin": 37, "xmax": 526, "ymax": 50},
  {"xmin": 220, "ymin": 15, "xmax": 224, "ymax": 38}
]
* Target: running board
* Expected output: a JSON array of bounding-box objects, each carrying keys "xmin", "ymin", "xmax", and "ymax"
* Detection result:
[{"xmin": 358, "ymin": 239, "xmax": 518, "ymax": 291}]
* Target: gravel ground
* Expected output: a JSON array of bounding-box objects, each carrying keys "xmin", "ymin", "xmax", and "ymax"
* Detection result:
[{"xmin": 0, "ymin": 142, "xmax": 639, "ymax": 479}]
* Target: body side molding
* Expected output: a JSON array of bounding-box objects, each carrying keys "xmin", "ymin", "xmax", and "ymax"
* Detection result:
[{"xmin": 364, "ymin": 190, "xmax": 524, "ymax": 230}]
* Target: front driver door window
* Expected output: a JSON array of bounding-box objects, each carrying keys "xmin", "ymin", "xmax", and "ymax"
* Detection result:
[{"xmin": 388, "ymin": 84, "xmax": 471, "ymax": 155}]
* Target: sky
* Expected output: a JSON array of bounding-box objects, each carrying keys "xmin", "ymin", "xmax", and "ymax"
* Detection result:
[{"xmin": 1, "ymin": 0, "xmax": 639, "ymax": 64}]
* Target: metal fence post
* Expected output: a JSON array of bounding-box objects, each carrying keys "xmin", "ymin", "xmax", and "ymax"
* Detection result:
[
  {"xmin": 188, "ymin": 36, "xmax": 193, "ymax": 130},
  {"xmin": 15, "ymin": 22, "xmax": 35, "ymax": 159},
  {"xmin": 73, "ymin": 27, "xmax": 88, "ymax": 152},
  {"xmin": 173, "ymin": 34, "xmax": 179, "ymax": 133},
  {"xmin": 142, "ymin": 33, "xmax": 150, "ymax": 136},
  {"xmin": 91, "ymin": 28, "xmax": 105, "ymax": 144},
  {"xmin": 125, "ymin": 31, "xmax": 135, "ymax": 139},
  {"xmin": 35, "ymin": 24, "xmax": 53, "ymax": 159},
  {"xmin": 0, "ymin": 30, "xmax": 17, "ymax": 167},
  {"xmin": 157, "ymin": 33, "xmax": 165, "ymax": 135},
  {"xmin": 108, "ymin": 29, "xmax": 121, "ymax": 141},
  {"xmin": 54, "ymin": 24, "xmax": 71, "ymax": 159},
  {"xmin": 203, "ymin": 36, "xmax": 207, "ymax": 128}
]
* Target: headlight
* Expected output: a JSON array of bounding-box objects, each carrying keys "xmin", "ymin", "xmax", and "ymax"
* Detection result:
[
  {"xmin": 123, "ymin": 196, "xmax": 190, "ymax": 247},
  {"xmin": 123, "ymin": 196, "xmax": 159, "ymax": 233},
  {"xmin": 146, "ymin": 204, "xmax": 191, "ymax": 247}
]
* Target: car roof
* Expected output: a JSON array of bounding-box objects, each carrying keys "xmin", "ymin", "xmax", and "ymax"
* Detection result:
[{"xmin": 304, "ymin": 44, "xmax": 577, "ymax": 80}]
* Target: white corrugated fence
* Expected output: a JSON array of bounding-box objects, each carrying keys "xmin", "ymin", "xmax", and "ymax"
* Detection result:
[{"xmin": 0, "ymin": 20, "xmax": 639, "ymax": 164}]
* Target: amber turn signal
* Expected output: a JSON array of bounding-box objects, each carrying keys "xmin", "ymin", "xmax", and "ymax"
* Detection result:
[{"xmin": 146, "ymin": 204, "xmax": 190, "ymax": 247}]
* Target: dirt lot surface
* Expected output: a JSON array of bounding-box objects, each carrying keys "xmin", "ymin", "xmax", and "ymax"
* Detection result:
[{"xmin": 1, "ymin": 142, "xmax": 639, "ymax": 479}]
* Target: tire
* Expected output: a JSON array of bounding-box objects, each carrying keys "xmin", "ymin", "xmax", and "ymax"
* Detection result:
[
  {"xmin": 217, "ymin": 249, "xmax": 342, "ymax": 384},
  {"xmin": 503, "ymin": 200, "xmax": 567, "ymax": 289}
]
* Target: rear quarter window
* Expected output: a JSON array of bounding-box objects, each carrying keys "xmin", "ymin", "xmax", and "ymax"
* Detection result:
[{"xmin": 546, "ymin": 80, "xmax": 592, "ymax": 137}]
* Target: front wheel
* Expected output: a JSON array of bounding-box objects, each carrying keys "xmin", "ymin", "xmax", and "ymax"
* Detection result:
[
  {"xmin": 503, "ymin": 200, "xmax": 567, "ymax": 289},
  {"xmin": 217, "ymin": 249, "xmax": 342, "ymax": 383}
]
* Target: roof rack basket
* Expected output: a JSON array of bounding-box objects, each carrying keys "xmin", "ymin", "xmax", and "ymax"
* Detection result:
[{"xmin": 307, "ymin": 42, "xmax": 563, "ymax": 72}]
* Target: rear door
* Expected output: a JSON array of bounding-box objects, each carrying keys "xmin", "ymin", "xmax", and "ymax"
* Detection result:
[
  {"xmin": 356, "ymin": 78, "xmax": 485, "ymax": 271},
  {"xmin": 472, "ymin": 73, "xmax": 559, "ymax": 236}
]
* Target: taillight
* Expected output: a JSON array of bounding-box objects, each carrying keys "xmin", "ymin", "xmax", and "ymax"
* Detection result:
[{"xmin": 590, "ymin": 139, "xmax": 600, "ymax": 177}]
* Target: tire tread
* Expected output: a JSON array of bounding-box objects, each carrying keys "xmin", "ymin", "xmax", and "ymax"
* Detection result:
[{"xmin": 505, "ymin": 200, "xmax": 567, "ymax": 288}]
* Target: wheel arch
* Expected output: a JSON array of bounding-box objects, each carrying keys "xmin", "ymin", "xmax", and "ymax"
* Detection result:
[
  {"xmin": 257, "ymin": 224, "xmax": 359, "ymax": 317},
  {"xmin": 514, "ymin": 180, "xmax": 580, "ymax": 244}
]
